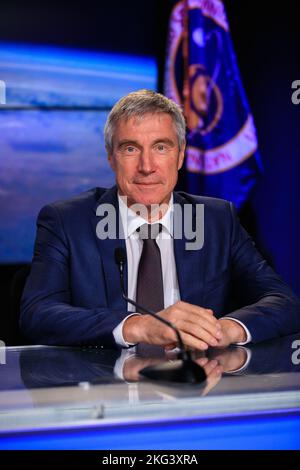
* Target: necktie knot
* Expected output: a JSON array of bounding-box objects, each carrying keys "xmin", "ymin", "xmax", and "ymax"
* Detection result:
[{"xmin": 137, "ymin": 223, "xmax": 162, "ymax": 240}]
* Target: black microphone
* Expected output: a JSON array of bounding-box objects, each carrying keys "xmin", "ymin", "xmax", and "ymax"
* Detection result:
[{"xmin": 115, "ymin": 247, "xmax": 206, "ymax": 384}]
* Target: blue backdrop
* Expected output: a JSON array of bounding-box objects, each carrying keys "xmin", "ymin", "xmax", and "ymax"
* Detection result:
[{"xmin": 0, "ymin": 43, "xmax": 156, "ymax": 262}]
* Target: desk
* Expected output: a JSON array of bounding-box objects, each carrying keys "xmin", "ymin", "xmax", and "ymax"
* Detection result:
[{"xmin": 0, "ymin": 334, "xmax": 299, "ymax": 449}]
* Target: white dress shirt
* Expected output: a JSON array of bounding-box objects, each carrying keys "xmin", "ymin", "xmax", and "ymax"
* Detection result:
[{"xmin": 113, "ymin": 193, "xmax": 251, "ymax": 347}]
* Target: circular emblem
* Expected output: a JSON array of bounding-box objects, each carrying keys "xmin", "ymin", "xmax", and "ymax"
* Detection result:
[{"xmin": 188, "ymin": 64, "xmax": 223, "ymax": 135}]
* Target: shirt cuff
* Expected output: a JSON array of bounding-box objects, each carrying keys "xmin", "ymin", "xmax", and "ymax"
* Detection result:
[
  {"xmin": 225, "ymin": 317, "xmax": 252, "ymax": 345},
  {"xmin": 224, "ymin": 347, "xmax": 252, "ymax": 374},
  {"xmin": 112, "ymin": 313, "xmax": 141, "ymax": 348},
  {"xmin": 114, "ymin": 348, "xmax": 137, "ymax": 380}
]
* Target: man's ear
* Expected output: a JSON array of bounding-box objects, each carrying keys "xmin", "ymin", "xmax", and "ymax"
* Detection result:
[
  {"xmin": 177, "ymin": 141, "xmax": 186, "ymax": 170},
  {"xmin": 108, "ymin": 153, "xmax": 115, "ymax": 171}
]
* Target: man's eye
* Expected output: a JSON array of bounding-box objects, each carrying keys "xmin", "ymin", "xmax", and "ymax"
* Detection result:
[
  {"xmin": 124, "ymin": 146, "xmax": 137, "ymax": 153},
  {"xmin": 155, "ymin": 144, "xmax": 167, "ymax": 152}
]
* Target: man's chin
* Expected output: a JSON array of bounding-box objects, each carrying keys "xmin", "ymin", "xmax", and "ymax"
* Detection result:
[
  {"xmin": 135, "ymin": 195, "xmax": 168, "ymax": 208},
  {"xmin": 125, "ymin": 192, "xmax": 170, "ymax": 212},
  {"xmin": 134, "ymin": 199, "xmax": 163, "ymax": 208},
  {"xmin": 127, "ymin": 187, "xmax": 167, "ymax": 205}
]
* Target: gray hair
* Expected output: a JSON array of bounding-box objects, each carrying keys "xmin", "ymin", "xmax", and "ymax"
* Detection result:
[{"xmin": 104, "ymin": 89, "xmax": 186, "ymax": 153}]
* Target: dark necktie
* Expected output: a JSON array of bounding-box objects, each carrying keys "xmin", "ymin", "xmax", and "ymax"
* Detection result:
[
  {"xmin": 136, "ymin": 223, "xmax": 165, "ymax": 357},
  {"xmin": 136, "ymin": 223, "xmax": 164, "ymax": 313}
]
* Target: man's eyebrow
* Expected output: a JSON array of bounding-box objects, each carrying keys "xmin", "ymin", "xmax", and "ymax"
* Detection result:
[
  {"xmin": 116, "ymin": 138, "xmax": 176, "ymax": 149},
  {"xmin": 152, "ymin": 138, "xmax": 176, "ymax": 147},
  {"xmin": 117, "ymin": 139, "xmax": 141, "ymax": 149}
]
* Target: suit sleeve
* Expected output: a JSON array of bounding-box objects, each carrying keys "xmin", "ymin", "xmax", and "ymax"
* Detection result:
[
  {"xmin": 20, "ymin": 204, "xmax": 127, "ymax": 347},
  {"xmin": 224, "ymin": 203, "xmax": 300, "ymax": 343}
]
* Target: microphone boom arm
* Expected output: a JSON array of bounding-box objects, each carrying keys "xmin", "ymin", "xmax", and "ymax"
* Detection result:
[{"xmin": 116, "ymin": 248, "xmax": 189, "ymax": 361}]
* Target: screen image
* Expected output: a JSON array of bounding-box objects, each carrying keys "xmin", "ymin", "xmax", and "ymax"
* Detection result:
[{"xmin": 0, "ymin": 42, "xmax": 157, "ymax": 262}]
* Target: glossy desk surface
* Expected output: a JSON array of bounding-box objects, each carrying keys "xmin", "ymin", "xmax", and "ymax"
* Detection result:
[{"xmin": 0, "ymin": 334, "xmax": 299, "ymax": 449}]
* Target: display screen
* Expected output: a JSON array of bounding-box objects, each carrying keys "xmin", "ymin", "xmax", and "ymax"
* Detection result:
[{"xmin": 0, "ymin": 42, "xmax": 157, "ymax": 262}]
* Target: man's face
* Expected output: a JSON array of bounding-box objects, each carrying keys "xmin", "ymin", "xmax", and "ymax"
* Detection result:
[{"xmin": 108, "ymin": 113, "xmax": 185, "ymax": 208}]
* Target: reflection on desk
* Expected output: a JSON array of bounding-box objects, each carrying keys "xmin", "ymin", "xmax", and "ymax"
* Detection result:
[
  {"xmin": 0, "ymin": 333, "xmax": 299, "ymax": 438},
  {"xmin": 0, "ymin": 333, "xmax": 299, "ymax": 391}
]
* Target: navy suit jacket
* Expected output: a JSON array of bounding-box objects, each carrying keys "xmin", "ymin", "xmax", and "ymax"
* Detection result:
[{"xmin": 20, "ymin": 186, "xmax": 300, "ymax": 347}]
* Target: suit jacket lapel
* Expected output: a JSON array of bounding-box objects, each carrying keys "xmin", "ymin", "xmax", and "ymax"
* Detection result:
[
  {"xmin": 173, "ymin": 192, "xmax": 205, "ymax": 306},
  {"xmin": 91, "ymin": 186, "xmax": 128, "ymax": 312}
]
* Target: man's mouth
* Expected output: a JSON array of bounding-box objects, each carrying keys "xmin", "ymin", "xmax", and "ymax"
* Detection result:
[{"xmin": 134, "ymin": 181, "xmax": 160, "ymax": 186}]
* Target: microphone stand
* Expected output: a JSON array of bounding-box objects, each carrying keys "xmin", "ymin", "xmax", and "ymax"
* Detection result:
[{"xmin": 115, "ymin": 248, "xmax": 206, "ymax": 384}]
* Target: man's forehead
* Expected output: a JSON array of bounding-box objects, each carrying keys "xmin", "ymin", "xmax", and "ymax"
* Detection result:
[
  {"xmin": 113, "ymin": 112, "xmax": 175, "ymax": 136},
  {"xmin": 122, "ymin": 112, "xmax": 172, "ymax": 125}
]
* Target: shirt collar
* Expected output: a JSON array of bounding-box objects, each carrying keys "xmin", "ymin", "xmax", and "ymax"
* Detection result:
[{"xmin": 118, "ymin": 193, "xmax": 174, "ymax": 239}]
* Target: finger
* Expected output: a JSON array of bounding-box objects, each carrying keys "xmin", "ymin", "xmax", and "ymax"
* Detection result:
[
  {"xmin": 178, "ymin": 331, "xmax": 210, "ymax": 351},
  {"xmin": 206, "ymin": 364, "xmax": 223, "ymax": 379},
  {"xmin": 175, "ymin": 318, "xmax": 222, "ymax": 346},
  {"xmin": 197, "ymin": 357, "xmax": 209, "ymax": 367},
  {"xmin": 202, "ymin": 359, "xmax": 219, "ymax": 376},
  {"xmin": 167, "ymin": 310, "xmax": 221, "ymax": 341},
  {"xmin": 162, "ymin": 307, "xmax": 218, "ymax": 339},
  {"xmin": 175, "ymin": 302, "xmax": 218, "ymax": 324},
  {"xmin": 171, "ymin": 303, "xmax": 221, "ymax": 335},
  {"xmin": 201, "ymin": 365, "xmax": 223, "ymax": 396},
  {"xmin": 186, "ymin": 313, "xmax": 222, "ymax": 333}
]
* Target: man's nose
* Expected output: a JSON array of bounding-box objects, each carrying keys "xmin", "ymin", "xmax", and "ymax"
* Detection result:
[{"xmin": 138, "ymin": 149, "xmax": 155, "ymax": 174}]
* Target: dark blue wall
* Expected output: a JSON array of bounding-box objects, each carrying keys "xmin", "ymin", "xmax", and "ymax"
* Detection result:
[{"xmin": 225, "ymin": 1, "xmax": 300, "ymax": 295}]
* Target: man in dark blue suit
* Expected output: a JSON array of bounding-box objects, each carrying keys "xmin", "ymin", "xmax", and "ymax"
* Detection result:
[{"xmin": 20, "ymin": 90, "xmax": 300, "ymax": 349}]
